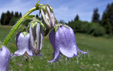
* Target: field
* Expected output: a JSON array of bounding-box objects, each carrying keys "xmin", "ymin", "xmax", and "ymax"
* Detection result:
[{"xmin": 0, "ymin": 25, "xmax": 113, "ymax": 71}]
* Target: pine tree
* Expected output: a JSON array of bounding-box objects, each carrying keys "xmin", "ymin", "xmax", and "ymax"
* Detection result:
[
  {"xmin": 15, "ymin": 12, "xmax": 19, "ymax": 17},
  {"xmin": 4, "ymin": 10, "xmax": 12, "ymax": 25},
  {"xmin": 0, "ymin": 12, "xmax": 5, "ymax": 25},
  {"xmin": 19, "ymin": 12, "xmax": 22, "ymax": 17},
  {"xmin": 101, "ymin": 3, "xmax": 113, "ymax": 34},
  {"xmin": 11, "ymin": 11, "xmax": 14, "ymax": 17},
  {"xmin": 91, "ymin": 8, "xmax": 100, "ymax": 23},
  {"xmin": 74, "ymin": 14, "xmax": 79, "ymax": 21}
]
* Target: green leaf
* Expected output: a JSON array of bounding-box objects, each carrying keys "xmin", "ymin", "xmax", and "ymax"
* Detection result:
[
  {"xmin": 53, "ymin": 24, "xmax": 70, "ymax": 33},
  {"xmin": 38, "ymin": 21, "xmax": 46, "ymax": 30},
  {"xmin": 39, "ymin": 4, "xmax": 47, "ymax": 14},
  {"xmin": 0, "ymin": 42, "xmax": 3, "ymax": 48},
  {"xmin": 23, "ymin": 32, "xmax": 28, "ymax": 36},
  {"xmin": 35, "ymin": 0, "xmax": 41, "ymax": 7},
  {"xmin": 29, "ymin": 18, "xmax": 46, "ymax": 30},
  {"xmin": 24, "ymin": 15, "xmax": 35, "ymax": 20},
  {"xmin": 63, "ymin": 25, "xmax": 70, "ymax": 29},
  {"xmin": 39, "ymin": 8, "xmax": 41, "ymax": 16},
  {"xmin": 53, "ymin": 24, "xmax": 62, "ymax": 33},
  {"xmin": 54, "ymin": 26, "xmax": 59, "ymax": 33},
  {"xmin": 30, "ymin": 20, "xmax": 38, "ymax": 28}
]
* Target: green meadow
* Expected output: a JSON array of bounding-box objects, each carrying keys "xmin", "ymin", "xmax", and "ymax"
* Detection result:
[{"xmin": 0, "ymin": 25, "xmax": 113, "ymax": 71}]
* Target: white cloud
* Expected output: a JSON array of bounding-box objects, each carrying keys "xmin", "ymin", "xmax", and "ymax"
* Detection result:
[{"xmin": 0, "ymin": 0, "xmax": 113, "ymax": 23}]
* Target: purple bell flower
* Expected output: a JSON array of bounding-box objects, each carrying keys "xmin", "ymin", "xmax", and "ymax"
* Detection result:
[
  {"xmin": 48, "ymin": 24, "xmax": 88, "ymax": 62},
  {"xmin": 14, "ymin": 32, "xmax": 33, "ymax": 56},
  {"xmin": 0, "ymin": 46, "xmax": 10, "ymax": 71}
]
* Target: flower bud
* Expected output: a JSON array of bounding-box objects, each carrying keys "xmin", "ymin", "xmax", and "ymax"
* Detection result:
[
  {"xmin": 29, "ymin": 22, "xmax": 44, "ymax": 55},
  {"xmin": 41, "ymin": 6, "xmax": 55, "ymax": 29}
]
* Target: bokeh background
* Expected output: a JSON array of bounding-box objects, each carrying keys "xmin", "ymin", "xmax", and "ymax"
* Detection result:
[{"xmin": 0, "ymin": 0, "xmax": 113, "ymax": 71}]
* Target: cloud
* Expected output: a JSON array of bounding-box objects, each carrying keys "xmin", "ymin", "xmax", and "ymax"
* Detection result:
[
  {"xmin": 0, "ymin": 0, "xmax": 113, "ymax": 23},
  {"xmin": 53, "ymin": 0, "xmax": 113, "ymax": 22}
]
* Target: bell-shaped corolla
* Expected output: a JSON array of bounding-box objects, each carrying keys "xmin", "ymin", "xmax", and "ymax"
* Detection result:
[
  {"xmin": 41, "ymin": 6, "xmax": 55, "ymax": 29},
  {"xmin": 48, "ymin": 24, "xmax": 88, "ymax": 62},
  {"xmin": 29, "ymin": 22, "xmax": 44, "ymax": 55},
  {"xmin": 14, "ymin": 32, "xmax": 33, "ymax": 56},
  {"xmin": 0, "ymin": 46, "xmax": 10, "ymax": 71}
]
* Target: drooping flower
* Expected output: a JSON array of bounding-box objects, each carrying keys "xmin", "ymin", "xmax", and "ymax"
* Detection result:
[
  {"xmin": 41, "ymin": 6, "xmax": 55, "ymax": 29},
  {"xmin": 14, "ymin": 32, "xmax": 33, "ymax": 56},
  {"xmin": 48, "ymin": 24, "xmax": 88, "ymax": 62},
  {"xmin": 0, "ymin": 46, "xmax": 10, "ymax": 71},
  {"xmin": 29, "ymin": 22, "xmax": 44, "ymax": 55}
]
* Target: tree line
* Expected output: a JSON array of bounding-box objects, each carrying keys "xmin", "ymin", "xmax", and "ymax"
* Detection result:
[
  {"xmin": 0, "ymin": 2, "xmax": 113, "ymax": 36},
  {"xmin": 0, "ymin": 11, "xmax": 22, "ymax": 25},
  {"xmin": 68, "ymin": 2, "xmax": 113, "ymax": 36},
  {"xmin": 0, "ymin": 11, "xmax": 40, "ymax": 26}
]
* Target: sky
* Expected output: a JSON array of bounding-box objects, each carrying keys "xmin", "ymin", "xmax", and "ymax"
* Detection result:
[{"xmin": 0, "ymin": 0, "xmax": 113, "ymax": 23}]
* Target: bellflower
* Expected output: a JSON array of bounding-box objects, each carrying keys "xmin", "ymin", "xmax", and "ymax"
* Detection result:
[
  {"xmin": 0, "ymin": 46, "xmax": 10, "ymax": 71},
  {"xmin": 29, "ymin": 22, "xmax": 44, "ymax": 55},
  {"xmin": 41, "ymin": 6, "xmax": 55, "ymax": 29},
  {"xmin": 14, "ymin": 32, "xmax": 33, "ymax": 56},
  {"xmin": 48, "ymin": 24, "xmax": 88, "ymax": 62}
]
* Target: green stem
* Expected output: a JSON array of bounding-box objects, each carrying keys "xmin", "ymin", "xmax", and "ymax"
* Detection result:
[
  {"xmin": 3, "ymin": 7, "xmax": 37, "ymax": 45},
  {"xmin": 0, "ymin": 42, "xmax": 2, "ymax": 48}
]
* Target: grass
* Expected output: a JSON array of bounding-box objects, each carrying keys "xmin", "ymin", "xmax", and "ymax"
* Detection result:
[{"xmin": 0, "ymin": 25, "xmax": 113, "ymax": 71}]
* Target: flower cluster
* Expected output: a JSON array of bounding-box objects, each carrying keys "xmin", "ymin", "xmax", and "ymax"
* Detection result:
[{"xmin": 0, "ymin": 1, "xmax": 88, "ymax": 70}]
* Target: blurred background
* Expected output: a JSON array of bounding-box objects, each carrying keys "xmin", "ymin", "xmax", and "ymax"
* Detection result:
[{"xmin": 0, "ymin": 0, "xmax": 113, "ymax": 71}]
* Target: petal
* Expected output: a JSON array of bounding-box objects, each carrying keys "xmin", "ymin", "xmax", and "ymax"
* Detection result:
[
  {"xmin": 36, "ymin": 23, "xmax": 41, "ymax": 52},
  {"xmin": 48, "ymin": 31, "xmax": 61, "ymax": 62},
  {"xmin": 47, "ymin": 51, "xmax": 61, "ymax": 63},
  {"xmin": 41, "ymin": 9, "xmax": 50, "ymax": 27},
  {"xmin": 46, "ymin": 6, "xmax": 55, "ymax": 28},
  {"xmin": 29, "ymin": 25, "xmax": 35, "ymax": 50},
  {"xmin": 0, "ymin": 46, "xmax": 10, "ymax": 71},
  {"xmin": 77, "ymin": 47, "xmax": 89, "ymax": 54},
  {"xmin": 14, "ymin": 32, "xmax": 33, "ymax": 56},
  {"xmin": 39, "ymin": 25, "xmax": 44, "ymax": 50},
  {"xmin": 14, "ymin": 50, "xmax": 25, "ymax": 56}
]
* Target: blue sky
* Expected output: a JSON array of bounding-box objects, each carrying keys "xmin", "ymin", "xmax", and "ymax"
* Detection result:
[{"xmin": 0, "ymin": 0, "xmax": 113, "ymax": 23}]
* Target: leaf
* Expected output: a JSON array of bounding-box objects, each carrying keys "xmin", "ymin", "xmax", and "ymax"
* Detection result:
[
  {"xmin": 0, "ymin": 42, "xmax": 3, "ymax": 48},
  {"xmin": 63, "ymin": 25, "xmax": 70, "ymax": 29},
  {"xmin": 39, "ymin": 21, "xmax": 46, "ymax": 30},
  {"xmin": 35, "ymin": 0, "xmax": 41, "ymax": 7},
  {"xmin": 24, "ymin": 15, "xmax": 35, "ymax": 20},
  {"xmin": 39, "ymin": 8, "xmax": 41, "ymax": 16},
  {"xmin": 53, "ymin": 24, "xmax": 62, "ymax": 33},
  {"xmin": 23, "ymin": 32, "xmax": 28, "ymax": 36}
]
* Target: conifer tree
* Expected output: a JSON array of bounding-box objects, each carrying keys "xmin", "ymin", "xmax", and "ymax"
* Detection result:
[
  {"xmin": 74, "ymin": 14, "xmax": 79, "ymax": 21},
  {"xmin": 91, "ymin": 8, "xmax": 100, "ymax": 23},
  {"xmin": 101, "ymin": 3, "xmax": 113, "ymax": 34}
]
